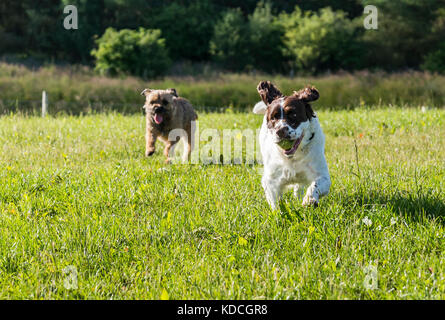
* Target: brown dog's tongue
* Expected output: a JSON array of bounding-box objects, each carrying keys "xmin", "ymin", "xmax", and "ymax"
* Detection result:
[{"xmin": 154, "ymin": 114, "xmax": 163, "ymax": 124}]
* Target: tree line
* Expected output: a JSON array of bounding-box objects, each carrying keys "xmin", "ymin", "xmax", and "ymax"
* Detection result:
[{"xmin": 1, "ymin": 0, "xmax": 444, "ymax": 77}]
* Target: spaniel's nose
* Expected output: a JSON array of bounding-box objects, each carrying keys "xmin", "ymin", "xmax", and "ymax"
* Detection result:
[{"xmin": 276, "ymin": 126, "xmax": 288, "ymax": 139}]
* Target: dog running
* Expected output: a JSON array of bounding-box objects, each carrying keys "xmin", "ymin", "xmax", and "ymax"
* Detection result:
[
  {"xmin": 253, "ymin": 81, "xmax": 331, "ymax": 209},
  {"xmin": 141, "ymin": 88, "xmax": 198, "ymax": 163}
]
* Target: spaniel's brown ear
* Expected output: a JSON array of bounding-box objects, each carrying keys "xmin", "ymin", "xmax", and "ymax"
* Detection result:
[
  {"xmin": 304, "ymin": 103, "xmax": 316, "ymax": 119},
  {"xmin": 293, "ymin": 86, "xmax": 319, "ymax": 103},
  {"xmin": 140, "ymin": 88, "xmax": 152, "ymax": 96},
  {"xmin": 294, "ymin": 86, "xmax": 318, "ymax": 119},
  {"xmin": 257, "ymin": 81, "xmax": 283, "ymax": 105},
  {"xmin": 167, "ymin": 88, "xmax": 178, "ymax": 97}
]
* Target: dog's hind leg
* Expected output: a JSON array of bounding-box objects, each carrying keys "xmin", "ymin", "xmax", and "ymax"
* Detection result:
[
  {"xmin": 162, "ymin": 136, "xmax": 180, "ymax": 164},
  {"xmin": 182, "ymin": 122, "xmax": 195, "ymax": 163},
  {"xmin": 164, "ymin": 141, "xmax": 179, "ymax": 163},
  {"xmin": 166, "ymin": 128, "xmax": 190, "ymax": 163}
]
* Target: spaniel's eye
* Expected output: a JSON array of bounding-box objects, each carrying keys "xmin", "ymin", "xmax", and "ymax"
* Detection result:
[{"xmin": 162, "ymin": 99, "xmax": 168, "ymax": 105}]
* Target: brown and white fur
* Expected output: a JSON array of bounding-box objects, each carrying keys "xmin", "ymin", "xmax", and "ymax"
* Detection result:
[
  {"xmin": 141, "ymin": 88, "xmax": 197, "ymax": 163},
  {"xmin": 253, "ymin": 81, "xmax": 331, "ymax": 209}
]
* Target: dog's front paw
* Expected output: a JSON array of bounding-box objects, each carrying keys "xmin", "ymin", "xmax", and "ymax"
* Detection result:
[
  {"xmin": 302, "ymin": 195, "xmax": 318, "ymax": 208},
  {"xmin": 145, "ymin": 149, "xmax": 155, "ymax": 157}
]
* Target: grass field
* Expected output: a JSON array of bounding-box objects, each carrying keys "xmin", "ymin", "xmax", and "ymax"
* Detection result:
[
  {"xmin": 0, "ymin": 107, "xmax": 444, "ymax": 299},
  {"xmin": 2, "ymin": 62, "xmax": 445, "ymax": 114}
]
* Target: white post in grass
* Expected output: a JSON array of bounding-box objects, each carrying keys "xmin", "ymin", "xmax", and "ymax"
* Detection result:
[{"xmin": 42, "ymin": 91, "xmax": 48, "ymax": 117}]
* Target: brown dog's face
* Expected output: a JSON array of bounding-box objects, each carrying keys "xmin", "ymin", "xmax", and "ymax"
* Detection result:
[
  {"xmin": 141, "ymin": 88, "xmax": 178, "ymax": 125},
  {"xmin": 257, "ymin": 81, "xmax": 319, "ymax": 155}
]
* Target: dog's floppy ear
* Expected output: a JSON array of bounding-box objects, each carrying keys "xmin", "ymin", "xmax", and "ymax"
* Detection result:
[
  {"xmin": 167, "ymin": 88, "xmax": 178, "ymax": 97},
  {"xmin": 253, "ymin": 101, "xmax": 267, "ymax": 114},
  {"xmin": 294, "ymin": 86, "xmax": 318, "ymax": 118},
  {"xmin": 257, "ymin": 81, "xmax": 283, "ymax": 105},
  {"xmin": 293, "ymin": 86, "xmax": 319, "ymax": 103},
  {"xmin": 140, "ymin": 88, "xmax": 152, "ymax": 96}
]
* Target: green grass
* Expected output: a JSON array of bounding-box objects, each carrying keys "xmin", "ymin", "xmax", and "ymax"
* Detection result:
[{"xmin": 0, "ymin": 107, "xmax": 444, "ymax": 299}]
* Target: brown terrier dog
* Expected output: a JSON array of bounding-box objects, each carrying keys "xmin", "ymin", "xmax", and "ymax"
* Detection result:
[{"xmin": 141, "ymin": 88, "xmax": 198, "ymax": 163}]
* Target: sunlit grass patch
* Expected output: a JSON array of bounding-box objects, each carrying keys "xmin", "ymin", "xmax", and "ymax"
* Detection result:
[{"xmin": 0, "ymin": 107, "xmax": 444, "ymax": 299}]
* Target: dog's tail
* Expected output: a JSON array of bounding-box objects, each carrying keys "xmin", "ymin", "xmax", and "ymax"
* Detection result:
[{"xmin": 253, "ymin": 101, "xmax": 267, "ymax": 114}]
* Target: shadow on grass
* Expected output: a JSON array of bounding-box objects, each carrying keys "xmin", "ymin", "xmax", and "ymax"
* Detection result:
[
  {"xmin": 344, "ymin": 189, "xmax": 445, "ymax": 224},
  {"xmin": 277, "ymin": 188, "xmax": 444, "ymax": 225}
]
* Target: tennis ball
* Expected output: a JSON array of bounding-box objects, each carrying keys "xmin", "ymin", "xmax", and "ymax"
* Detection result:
[{"xmin": 277, "ymin": 139, "xmax": 294, "ymax": 150}]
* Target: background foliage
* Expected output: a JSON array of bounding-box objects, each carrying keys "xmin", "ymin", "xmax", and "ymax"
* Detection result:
[
  {"xmin": 278, "ymin": 7, "xmax": 363, "ymax": 73},
  {"xmin": 91, "ymin": 28, "xmax": 171, "ymax": 78},
  {"xmin": 1, "ymin": 0, "xmax": 445, "ymax": 76}
]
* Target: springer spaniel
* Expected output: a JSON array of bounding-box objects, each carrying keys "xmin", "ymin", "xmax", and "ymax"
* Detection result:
[{"xmin": 253, "ymin": 81, "xmax": 331, "ymax": 209}]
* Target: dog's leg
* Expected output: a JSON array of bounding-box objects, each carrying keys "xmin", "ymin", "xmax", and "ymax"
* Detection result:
[
  {"xmin": 302, "ymin": 175, "xmax": 331, "ymax": 207},
  {"xmin": 262, "ymin": 176, "xmax": 282, "ymax": 210},
  {"xmin": 293, "ymin": 184, "xmax": 305, "ymax": 199},
  {"xmin": 182, "ymin": 123, "xmax": 194, "ymax": 163},
  {"xmin": 163, "ymin": 138, "xmax": 180, "ymax": 163},
  {"xmin": 145, "ymin": 130, "xmax": 157, "ymax": 157}
]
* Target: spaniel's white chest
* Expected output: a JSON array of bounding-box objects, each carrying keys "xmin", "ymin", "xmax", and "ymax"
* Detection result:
[{"xmin": 261, "ymin": 142, "xmax": 316, "ymax": 185}]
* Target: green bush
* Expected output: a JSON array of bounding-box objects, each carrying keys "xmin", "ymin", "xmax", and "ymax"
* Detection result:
[
  {"xmin": 279, "ymin": 7, "xmax": 362, "ymax": 73},
  {"xmin": 247, "ymin": 1, "xmax": 285, "ymax": 73},
  {"xmin": 210, "ymin": 8, "xmax": 251, "ymax": 71},
  {"xmin": 422, "ymin": 43, "xmax": 445, "ymax": 74},
  {"xmin": 91, "ymin": 28, "xmax": 171, "ymax": 78},
  {"xmin": 149, "ymin": 0, "xmax": 217, "ymax": 61},
  {"xmin": 361, "ymin": 1, "xmax": 445, "ymax": 70},
  {"xmin": 210, "ymin": 2, "xmax": 285, "ymax": 73}
]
